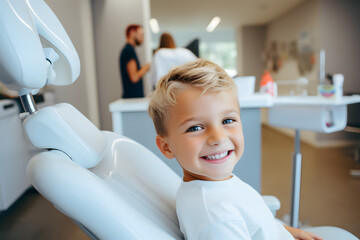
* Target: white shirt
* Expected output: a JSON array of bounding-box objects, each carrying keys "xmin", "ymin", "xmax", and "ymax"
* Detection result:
[
  {"xmin": 150, "ymin": 48, "xmax": 197, "ymax": 87},
  {"xmin": 176, "ymin": 175, "xmax": 294, "ymax": 240}
]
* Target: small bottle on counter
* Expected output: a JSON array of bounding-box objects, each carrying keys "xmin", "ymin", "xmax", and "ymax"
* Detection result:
[{"xmin": 333, "ymin": 73, "xmax": 344, "ymax": 101}]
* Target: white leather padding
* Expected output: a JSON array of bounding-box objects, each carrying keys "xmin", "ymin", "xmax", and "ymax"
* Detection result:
[
  {"xmin": 27, "ymin": 131, "xmax": 183, "ymax": 240},
  {"xmin": 24, "ymin": 103, "xmax": 105, "ymax": 168}
]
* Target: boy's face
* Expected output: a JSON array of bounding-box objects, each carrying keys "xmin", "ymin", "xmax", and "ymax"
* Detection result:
[{"xmin": 156, "ymin": 87, "xmax": 244, "ymax": 182}]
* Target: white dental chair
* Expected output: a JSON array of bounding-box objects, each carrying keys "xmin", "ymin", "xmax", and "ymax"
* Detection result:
[
  {"xmin": 0, "ymin": 1, "xmax": 358, "ymax": 239},
  {"xmin": 27, "ymin": 128, "xmax": 359, "ymax": 240}
]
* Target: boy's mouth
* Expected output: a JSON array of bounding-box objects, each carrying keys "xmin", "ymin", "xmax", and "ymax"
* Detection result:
[{"xmin": 201, "ymin": 150, "xmax": 233, "ymax": 160}]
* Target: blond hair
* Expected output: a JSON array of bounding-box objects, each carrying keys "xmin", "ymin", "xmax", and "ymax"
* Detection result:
[{"xmin": 148, "ymin": 59, "xmax": 237, "ymax": 136}]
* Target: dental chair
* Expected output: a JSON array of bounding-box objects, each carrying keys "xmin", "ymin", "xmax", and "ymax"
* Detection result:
[{"xmin": 0, "ymin": 1, "xmax": 358, "ymax": 239}]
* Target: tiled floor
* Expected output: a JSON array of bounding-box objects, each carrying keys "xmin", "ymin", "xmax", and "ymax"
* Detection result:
[
  {"xmin": 0, "ymin": 188, "xmax": 88, "ymax": 240},
  {"xmin": 0, "ymin": 125, "xmax": 359, "ymax": 239}
]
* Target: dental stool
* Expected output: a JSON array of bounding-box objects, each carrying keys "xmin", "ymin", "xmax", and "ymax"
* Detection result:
[{"xmin": 0, "ymin": 1, "xmax": 358, "ymax": 239}]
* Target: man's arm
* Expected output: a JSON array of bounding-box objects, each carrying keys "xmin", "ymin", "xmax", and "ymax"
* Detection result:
[{"xmin": 126, "ymin": 59, "xmax": 150, "ymax": 83}]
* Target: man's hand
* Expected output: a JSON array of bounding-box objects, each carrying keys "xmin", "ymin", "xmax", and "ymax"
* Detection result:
[
  {"xmin": 127, "ymin": 61, "xmax": 151, "ymax": 83},
  {"xmin": 284, "ymin": 225, "xmax": 323, "ymax": 240},
  {"xmin": 143, "ymin": 63, "xmax": 151, "ymax": 72}
]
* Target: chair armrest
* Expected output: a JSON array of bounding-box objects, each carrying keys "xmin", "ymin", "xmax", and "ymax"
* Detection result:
[{"xmin": 262, "ymin": 195, "xmax": 281, "ymax": 217}]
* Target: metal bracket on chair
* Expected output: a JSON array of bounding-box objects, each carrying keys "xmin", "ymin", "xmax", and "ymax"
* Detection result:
[{"xmin": 20, "ymin": 93, "xmax": 38, "ymax": 114}]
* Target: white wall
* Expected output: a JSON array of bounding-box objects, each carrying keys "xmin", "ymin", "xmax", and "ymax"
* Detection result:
[
  {"xmin": 266, "ymin": 0, "xmax": 319, "ymax": 95},
  {"xmin": 240, "ymin": 25, "xmax": 266, "ymax": 91},
  {"xmin": 318, "ymin": 0, "xmax": 360, "ymax": 94},
  {"xmin": 236, "ymin": 0, "xmax": 319, "ymax": 93},
  {"xmin": 46, "ymin": 0, "xmax": 100, "ymax": 127},
  {"xmin": 92, "ymin": 0, "xmax": 151, "ymax": 131},
  {"xmin": 235, "ymin": 26, "xmax": 244, "ymax": 76},
  {"xmin": 262, "ymin": 0, "xmax": 360, "ymax": 147},
  {"xmin": 265, "ymin": 0, "xmax": 360, "ymax": 95}
]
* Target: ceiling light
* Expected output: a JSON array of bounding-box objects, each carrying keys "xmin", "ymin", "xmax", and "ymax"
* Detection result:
[
  {"xmin": 149, "ymin": 18, "xmax": 159, "ymax": 33},
  {"xmin": 206, "ymin": 16, "xmax": 221, "ymax": 32}
]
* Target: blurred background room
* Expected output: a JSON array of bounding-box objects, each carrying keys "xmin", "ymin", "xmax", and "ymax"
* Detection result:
[{"xmin": 1, "ymin": 0, "xmax": 359, "ymax": 239}]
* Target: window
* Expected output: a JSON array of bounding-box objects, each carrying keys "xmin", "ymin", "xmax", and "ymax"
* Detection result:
[{"xmin": 200, "ymin": 41, "xmax": 237, "ymax": 77}]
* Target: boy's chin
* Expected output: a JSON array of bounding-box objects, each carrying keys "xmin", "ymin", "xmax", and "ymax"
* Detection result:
[
  {"xmin": 206, "ymin": 174, "xmax": 233, "ymax": 181},
  {"xmin": 183, "ymin": 170, "xmax": 232, "ymax": 182},
  {"xmin": 201, "ymin": 168, "xmax": 234, "ymax": 181}
]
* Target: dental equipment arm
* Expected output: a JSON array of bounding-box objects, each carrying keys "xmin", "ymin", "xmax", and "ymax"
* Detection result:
[
  {"xmin": 0, "ymin": 0, "xmax": 80, "ymax": 94},
  {"xmin": 0, "ymin": 0, "xmax": 104, "ymax": 168}
]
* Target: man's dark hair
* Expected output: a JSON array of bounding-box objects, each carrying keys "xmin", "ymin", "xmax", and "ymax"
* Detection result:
[{"xmin": 126, "ymin": 24, "xmax": 142, "ymax": 38}]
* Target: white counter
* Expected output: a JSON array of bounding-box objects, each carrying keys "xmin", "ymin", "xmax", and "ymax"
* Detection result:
[
  {"xmin": 273, "ymin": 95, "xmax": 360, "ymax": 106},
  {"xmin": 109, "ymin": 93, "xmax": 273, "ymax": 113},
  {"xmin": 269, "ymin": 95, "xmax": 360, "ymax": 133},
  {"xmin": 110, "ymin": 94, "xmax": 360, "ymax": 114}
]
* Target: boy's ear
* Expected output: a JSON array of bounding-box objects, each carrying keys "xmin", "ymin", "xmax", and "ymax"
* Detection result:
[{"xmin": 156, "ymin": 135, "xmax": 174, "ymax": 159}]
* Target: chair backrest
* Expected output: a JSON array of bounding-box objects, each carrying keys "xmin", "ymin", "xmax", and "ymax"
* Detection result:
[
  {"xmin": 28, "ymin": 131, "xmax": 183, "ymax": 239},
  {"xmin": 92, "ymin": 131, "xmax": 183, "ymax": 238}
]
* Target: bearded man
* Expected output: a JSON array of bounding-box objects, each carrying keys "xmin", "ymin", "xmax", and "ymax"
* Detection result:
[{"xmin": 119, "ymin": 24, "xmax": 151, "ymax": 98}]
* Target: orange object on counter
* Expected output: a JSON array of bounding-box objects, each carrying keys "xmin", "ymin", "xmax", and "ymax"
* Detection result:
[{"xmin": 259, "ymin": 71, "xmax": 277, "ymax": 97}]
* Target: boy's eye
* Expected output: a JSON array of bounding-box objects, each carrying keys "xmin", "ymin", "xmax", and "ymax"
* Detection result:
[
  {"xmin": 222, "ymin": 118, "xmax": 234, "ymax": 124},
  {"xmin": 186, "ymin": 125, "xmax": 203, "ymax": 132}
]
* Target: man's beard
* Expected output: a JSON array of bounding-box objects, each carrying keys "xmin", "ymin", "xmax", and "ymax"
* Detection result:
[{"xmin": 134, "ymin": 38, "xmax": 141, "ymax": 46}]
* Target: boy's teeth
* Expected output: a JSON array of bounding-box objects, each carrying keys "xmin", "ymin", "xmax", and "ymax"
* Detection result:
[{"xmin": 205, "ymin": 151, "xmax": 228, "ymax": 160}]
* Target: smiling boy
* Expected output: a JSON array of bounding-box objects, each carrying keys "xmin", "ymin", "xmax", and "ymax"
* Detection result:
[
  {"xmin": 157, "ymin": 86, "xmax": 242, "ymax": 182},
  {"xmin": 148, "ymin": 59, "xmax": 322, "ymax": 240}
]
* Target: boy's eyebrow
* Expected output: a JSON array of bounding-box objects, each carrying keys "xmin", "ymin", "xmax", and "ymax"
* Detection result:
[
  {"xmin": 178, "ymin": 109, "xmax": 240, "ymax": 128},
  {"xmin": 178, "ymin": 117, "xmax": 198, "ymax": 128},
  {"xmin": 223, "ymin": 109, "xmax": 241, "ymax": 116}
]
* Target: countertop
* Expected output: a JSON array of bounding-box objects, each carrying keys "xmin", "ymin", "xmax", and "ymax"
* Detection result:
[
  {"xmin": 109, "ymin": 93, "xmax": 273, "ymax": 113},
  {"xmin": 109, "ymin": 93, "xmax": 360, "ymax": 113}
]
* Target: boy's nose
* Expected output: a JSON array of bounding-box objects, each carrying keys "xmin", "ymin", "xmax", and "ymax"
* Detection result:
[{"xmin": 207, "ymin": 126, "xmax": 226, "ymax": 146}]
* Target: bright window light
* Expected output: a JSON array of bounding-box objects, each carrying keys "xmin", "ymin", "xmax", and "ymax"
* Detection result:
[
  {"xmin": 200, "ymin": 41, "xmax": 237, "ymax": 77},
  {"xmin": 206, "ymin": 16, "xmax": 221, "ymax": 32},
  {"xmin": 149, "ymin": 18, "xmax": 159, "ymax": 33}
]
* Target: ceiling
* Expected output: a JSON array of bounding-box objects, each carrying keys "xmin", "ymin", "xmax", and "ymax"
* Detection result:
[{"xmin": 150, "ymin": 0, "xmax": 306, "ymax": 32}]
